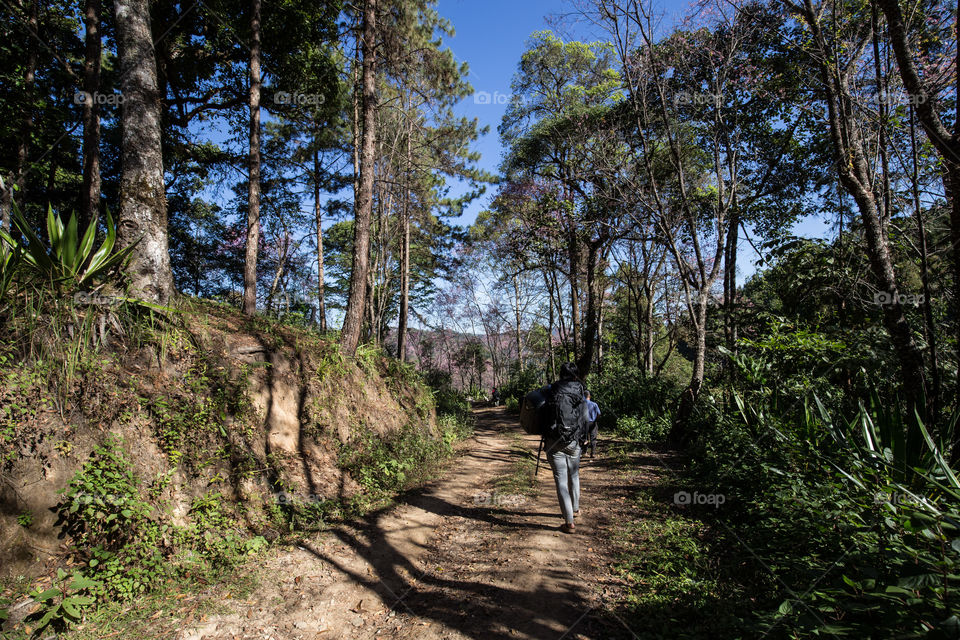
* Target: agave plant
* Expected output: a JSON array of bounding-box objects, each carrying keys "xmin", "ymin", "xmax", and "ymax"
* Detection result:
[
  {"xmin": 0, "ymin": 229, "xmax": 22, "ymax": 311},
  {"xmin": 11, "ymin": 202, "xmax": 138, "ymax": 291}
]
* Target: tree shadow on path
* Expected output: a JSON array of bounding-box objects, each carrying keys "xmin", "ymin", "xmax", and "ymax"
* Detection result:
[{"xmin": 299, "ymin": 406, "xmax": 627, "ymax": 639}]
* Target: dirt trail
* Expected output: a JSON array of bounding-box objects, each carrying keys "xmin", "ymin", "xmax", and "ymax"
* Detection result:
[{"xmin": 170, "ymin": 407, "xmax": 658, "ymax": 640}]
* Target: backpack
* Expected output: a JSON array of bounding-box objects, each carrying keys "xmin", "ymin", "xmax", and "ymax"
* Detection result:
[
  {"xmin": 519, "ymin": 388, "xmax": 547, "ymax": 435},
  {"xmin": 545, "ymin": 381, "xmax": 587, "ymax": 444}
]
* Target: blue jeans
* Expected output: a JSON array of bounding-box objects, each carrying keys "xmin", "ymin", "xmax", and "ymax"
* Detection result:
[{"xmin": 546, "ymin": 439, "xmax": 580, "ymax": 524}]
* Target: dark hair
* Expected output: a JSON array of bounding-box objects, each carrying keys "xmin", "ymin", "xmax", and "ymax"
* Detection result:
[{"xmin": 559, "ymin": 362, "xmax": 579, "ymax": 380}]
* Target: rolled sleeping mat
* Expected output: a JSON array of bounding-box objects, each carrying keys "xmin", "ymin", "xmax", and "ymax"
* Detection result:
[{"xmin": 519, "ymin": 388, "xmax": 548, "ymax": 435}]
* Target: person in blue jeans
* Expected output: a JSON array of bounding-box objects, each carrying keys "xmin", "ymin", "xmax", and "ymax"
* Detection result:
[
  {"xmin": 582, "ymin": 390, "xmax": 601, "ymax": 458},
  {"xmin": 543, "ymin": 362, "xmax": 587, "ymax": 534}
]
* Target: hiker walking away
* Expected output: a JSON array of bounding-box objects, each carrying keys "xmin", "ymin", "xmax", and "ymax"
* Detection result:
[
  {"xmin": 582, "ymin": 390, "xmax": 601, "ymax": 458},
  {"xmin": 543, "ymin": 362, "xmax": 588, "ymax": 534},
  {"xmin": 491, "ymin": 387, "xmax": 500, "ymax": 406}
]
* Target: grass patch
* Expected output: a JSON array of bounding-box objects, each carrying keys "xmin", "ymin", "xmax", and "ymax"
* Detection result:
[
  {"xmin": 607, "ymin": 475, "xmax": 766, "ymax": 638},
  {"xmin": 491, "ymin": 431, "xmax": 539, "ymax": 496}
]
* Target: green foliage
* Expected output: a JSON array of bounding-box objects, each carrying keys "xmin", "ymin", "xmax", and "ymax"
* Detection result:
[
  {"xmin": 0, "ymin": 238, "xmax": 22, "ymax": 313},
  {"xmin": 504, "ymin": 395, "xmax": 519, "ymax": 413},
  {"xmin": 586, "ymin": 356, "xmax": 681, "ymax": 438},
  {"xmin": 339, "ymin": 412, "xmax": 470, "ymax": 512},
  {"xmin": 16, "ymin": 511, "xmax": 32, "ymax": 527},
  {"xmin": 421, "ymin": 366, "xmax": 471, "ymax": 421},
  {"xmin": 24, "ymin": 569, "xmax": 101, "ymax": 635},
  {"xmin": 56, "ymin": 437, "xmax": 153, "ymax": 550},
  {"xmin": 614, "ymin": 495, "xmax": 750, "ymax": 637},
  {"xmin": 683, "ymin": 352, "xmax": 960, "ymax": 638},
  {"xmin": 46, "ymin": 436, "xmax": 267, "ymax": 625},
  {"xmin": 141, "ymin": 358, "xmax": 251, "ymax": 467},
  {"xmin": 434, "ymin": 387, "xmax": 469, "ymax": 418},
  {"xmin": 354, "ymin": 342, "xmax": 383, "ymax": 377},
  {"xmin": 614, "ymin": 414, "xmax": 671, "ymax": 441},
  {"xmin": 313, "ymin": 340, "xmax": 348, "ymax": 382}
]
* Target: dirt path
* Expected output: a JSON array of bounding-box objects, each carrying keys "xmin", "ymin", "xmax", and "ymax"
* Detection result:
[{"xmin": 170, "ymin": 407, "xmax": 662, "ymax": 640}]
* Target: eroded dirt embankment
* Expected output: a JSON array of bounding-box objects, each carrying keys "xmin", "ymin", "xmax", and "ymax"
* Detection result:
[{"xmin": 1, "ymin": 300, "xmax": 436, "ymax": 581}]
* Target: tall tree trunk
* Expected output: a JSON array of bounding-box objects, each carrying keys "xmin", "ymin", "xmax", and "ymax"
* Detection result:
[
  {"xmin": 397, "ymin": 120, "xmax": 412, "ymax": 362},
  {"xmin": 242, "ymin": 0, "xmax": 262, "ymax": 316},
  {"xmin": 114, "ymin": 0, "xmax": 174, "ymax": 304},
  {"xmin": 876, "ymin": 0, "xmax": 960, "ymax": 412},
  {"xmin": 577, "ymin": 241, "xmax": 599, "ymax": 376},
  {"xmin": 723, "ymin": 207, "xmax": 739, "ymax": 385},
  {"xmin": 910, "ymin": 105, "xmax": 940, "ymax": 417},
  {"xmin": 341, "ymin": 0, "xmax": 377, "ymax": 356},
  {"xmin": 671, "ymin": 296, "xmax": 708, "ymax": 439},
  {"xmin": 549, "ymin": 268, "xmax": 569, "ymax": 362},
  {"xmin": 513, "ymin": 272, "xmax": 523, "ymax": 368},
  {"xmin": 792, "ymin": 0, "xmax": 927, "ymax": 421},
  {"xmin": 871, "ymin": 1, "xmax": 892, "ymax": 232},
  {"xmin": 596, "ymin": 281, "xmax": 605, "ymax": 374},
  {"xmin": 644, "ymin": 279, "xmax": 655, "ymax": 375},
  {"xmin": 397, "ymin": 208, "xmax": 410, "ymax": 360},
  {"xmin": 314, "ymin": 148, "xmax": 327, "ymax": 332},
  {"xmin": 568, "ymin": 232, "xmax": 581, "ymax": 363},
  {"xmin": 80, "ymin": 0, "xmax": 102, "ymax": 228},
  {"xmin": 545, "ymin": 270, "xmax": 556, "ymax": 380},
  {"xmin": 1, "ymin": 0, "xmax": 39, "ymax": 230}
]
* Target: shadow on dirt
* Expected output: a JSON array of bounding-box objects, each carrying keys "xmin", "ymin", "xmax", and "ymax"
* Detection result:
[{"xmin": 299, "ymin": 406, "xmax": 638, "ymax": 639}]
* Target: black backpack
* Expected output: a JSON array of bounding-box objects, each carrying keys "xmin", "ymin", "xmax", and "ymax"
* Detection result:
[{"xmin": 545, "ymin": 381, "xmax": 587, "ymax": 444}]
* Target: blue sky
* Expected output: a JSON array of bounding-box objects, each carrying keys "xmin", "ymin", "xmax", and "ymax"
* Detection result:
[{"xmin": 436, "ymin": 0, "xmax": 831, "ymax": 279}]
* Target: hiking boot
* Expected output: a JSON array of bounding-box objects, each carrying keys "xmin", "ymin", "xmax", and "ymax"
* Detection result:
[{"xmin": 560, "ymin": 522, "xmax": 575, "ymax": 534}]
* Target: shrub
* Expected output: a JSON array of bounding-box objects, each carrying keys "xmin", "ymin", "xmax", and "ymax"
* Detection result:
[
  {"xmin": 586, "ymin": 356, "xmax": 681, "ymax": 438},
  {"xmin": 614, "ymin": 414, "xmax": 671, "ymax": 441},
  {"xmin": 56, "ymin": 437, "xmax": 153, "ymax": 550}
]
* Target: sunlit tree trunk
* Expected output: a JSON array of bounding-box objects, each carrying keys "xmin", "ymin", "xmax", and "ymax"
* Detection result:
[
  {"xmin": 397, "ymin": 120, "xmax": 412, "ymax": 362},
  {"xmin": 314, "ymin": 147, "xmax": 327, "ymax": 332},
  {"xmin": 790, "ymin": 0, "xmax": 927, "ymax": 420},
  {"xmin": 243, "ymin": 0, "xmax": 262, "ymax": 316},
  {"xmin": 114, "ymin": 0, "xmax": 174, "ymax": 304},
  {"xmin": 909, "ymin": 105, "xmax": 940, "ymax": 416},
  {"xmin": 341, "ymin": 0, "xmax": 377, "ymax": 355}
]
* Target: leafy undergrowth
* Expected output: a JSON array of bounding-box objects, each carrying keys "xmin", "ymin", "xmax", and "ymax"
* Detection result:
[
  {"xmin": 602, "ymin": 391, "xmax": 960, "ymax": 639},
  {"xmin": 603, "ymin": 444, "xmax": 765, "ymax": 639}
]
